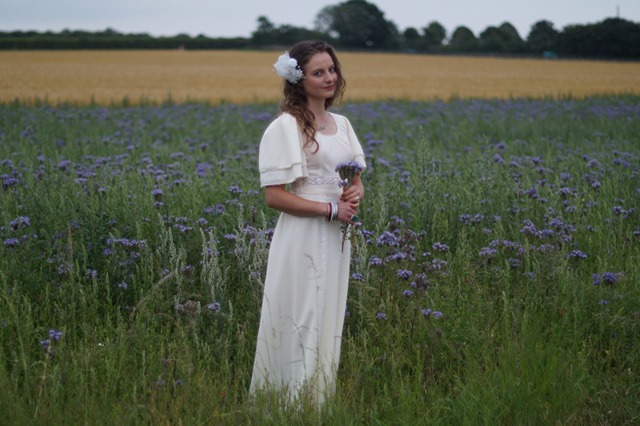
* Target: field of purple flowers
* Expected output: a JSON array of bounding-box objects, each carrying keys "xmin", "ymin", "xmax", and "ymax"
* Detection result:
[{"xmin": 1, "ymin": 96, "xmax": 639, "ymax": 423}]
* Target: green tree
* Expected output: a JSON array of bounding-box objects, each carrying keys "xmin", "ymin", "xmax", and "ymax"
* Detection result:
[
  {"xmin": 251, "ymin": 16, "xmax": 277, "ymax": 46},
  {"xmin": 315, "ymin": 0, "xmax": 400, "ymax": 49},
  {"xmin": 558, "ymin": 18, "xmax": 640, "ymax": 59},
  {"xmin": 526, "ymin": 20, "xmax": 558, "ymax": 54},
  {"xmin": 448, "ymin": 26, "xmax": 478, "ymax": 52},
  {"xmin": 479, "ymin": 22, "xmax": 523, "ymax": 53},
  {"xmin": 423, "ymin": 21, "xmax": 447, "ymax": 52},
  {"xmin": 498, "ymin": 22, "xmax": 524, "ymax": 53},
  {"xmin": 402, "ymin": 27, "xmax": 425, "ymax": 51}
]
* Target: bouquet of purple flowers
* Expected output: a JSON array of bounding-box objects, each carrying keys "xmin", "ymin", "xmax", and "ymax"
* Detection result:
[{"xmin": 335, "ymin": 161, "xmax": 364, "ymax": 251}]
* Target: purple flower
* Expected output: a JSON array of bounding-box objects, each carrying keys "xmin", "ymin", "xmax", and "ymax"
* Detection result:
[
  {"xmin": 58, "ymin": 159, "xmax": 71, "ymax": 172},
  {"xmin": 369, "ymin": 256, "xmax": 383, "ymax": 266},
  {"xmin": 2, "ymin": 177, "xmax": 18, "ymax": 189},
  {"xmin": 151, "ymin": 189, "xmax": 163, "ymax": 200},
  {"xmin": 335, "ymin": 161, "xmax": 364, "ymax": 176},
  {"xmin": 48, "ymin": 329, "xmax": 63, "ymax": 341},
  {"xmin": 229, "ymin": 185, "xmax": 243, "ymax": 195},
  {"xmin": 397, "ymin": 269, "xmax": 412, "ymax": 280},
  {"xmin": 432, "ymin": 242, "xmax": 449, "ymax": 252},
  {"xmin": 403, "ymin": 289, "xmax": 414, "ymax": 297},
  {"xmin": 10, "ymin": 216, "xmax": 30, "ymax": 230},
  {"xmin": 204, "ymin": 204, "xmax": 225, "ymax": 215},
  {"xmin": 207, "ymin": 302, "xmax": 221, "ymax": 313},
  {"xmin": 422, "ymin": 308, "xmax": 444, "ymax": 319},
  {"xmin": 3, "ymin": 238, "xmax": 19, "ymax": 248},
  {"xmin": 57, "ymin": 263, "xmax": 72, "ymax": 277},
  {"xmin": 520, "ymin": 220, "xmax": 537, "ymax": 236},
  {"xmin": 602, "ymin": 272, "xmax": 619, "ymax": 285},
  {"xmin": 376, "ymin": 312, "xmax": 387, "ymax": 320},
  {"xmin": 174, "ymin": 224, "xmax": 192, "ymax": 234},
  {"xmin": 612, "ymin": 206, "xmax": 625, "ymax": 216},
  {"xmin": 376, "ymin": 231, "xmax": 399, "ymax": 247},
  {"xmin": 351, "ymin": 272, "xmax": 364, "ymax": 281},
  {"xmin": 478, "ymin": 247, "xmax": 497, "ymax": 257},
  {"xmin": 592, "ymin": 273, "xmax": 602, "ymax": 285},
  {"xmin": 568, "ymin": 250, "xmax": 588, "ymax": 260}
]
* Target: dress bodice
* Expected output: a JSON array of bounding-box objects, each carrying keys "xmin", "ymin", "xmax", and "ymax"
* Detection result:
[{"xmin": 290, "ymin": 113, "xmax": 353, "ymax": 197}]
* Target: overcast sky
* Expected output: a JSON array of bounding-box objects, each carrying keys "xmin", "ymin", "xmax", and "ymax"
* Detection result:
[{"xmin": 2, "ymin": 0, "xmax": 638, "ymax": 39}]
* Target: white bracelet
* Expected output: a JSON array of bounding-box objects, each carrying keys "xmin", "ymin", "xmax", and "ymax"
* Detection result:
[{"xmin": 331, "ymin": 202, "xmax": 339, "ymax": 221}]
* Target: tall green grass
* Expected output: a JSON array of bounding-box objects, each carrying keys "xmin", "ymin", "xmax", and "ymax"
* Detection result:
[{"xmin": 1, "ymin": 97, "xmax": 639, "ymax": 424}]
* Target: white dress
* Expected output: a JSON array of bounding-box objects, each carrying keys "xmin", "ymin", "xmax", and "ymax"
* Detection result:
[{"xmin": 250, "ymin": 112, "xmax": 366, "ymax": 405}]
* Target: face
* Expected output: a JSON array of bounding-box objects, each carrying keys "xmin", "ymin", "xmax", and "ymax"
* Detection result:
[{"xmin": 301, "ymin": 52, "xmax": 337, "ymax": 102}]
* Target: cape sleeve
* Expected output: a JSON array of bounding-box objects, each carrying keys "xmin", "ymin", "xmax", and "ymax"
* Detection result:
[
  {"xmin": 343, "ymin": 115, "xmax": 367, "ymax": 171},
  {"xmin": 258, "ymin": 114, "xmax": 308, "ymax": 187}
]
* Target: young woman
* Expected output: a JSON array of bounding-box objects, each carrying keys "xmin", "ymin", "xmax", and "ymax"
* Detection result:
[{"xmin": 250, "ymin": 41, "xmax": 366, "ymax": 406}]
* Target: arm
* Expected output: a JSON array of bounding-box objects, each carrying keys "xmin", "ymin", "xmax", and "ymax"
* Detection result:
[{"xmin": 265, "ymin": 185, "xmax": 359, "ymax": 224}]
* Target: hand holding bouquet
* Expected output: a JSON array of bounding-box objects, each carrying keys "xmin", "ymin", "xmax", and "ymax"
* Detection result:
[{"xmin": 335, "ymin": 161, "xmax": 364, "ymax": 251}]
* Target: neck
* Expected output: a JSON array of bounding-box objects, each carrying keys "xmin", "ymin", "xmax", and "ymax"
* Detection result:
[{"xmin": 307, "ymin": 98, "xmax": 326, "ymax": 121}]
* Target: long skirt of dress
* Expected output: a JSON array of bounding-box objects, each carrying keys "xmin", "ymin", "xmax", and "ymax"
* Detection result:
[{"xmin": 250, "ymin": 185, "xmax": 351, "ymax": 406}]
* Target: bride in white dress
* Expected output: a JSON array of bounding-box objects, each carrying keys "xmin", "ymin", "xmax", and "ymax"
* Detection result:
[{"xmin": 250, "ymin": 41, "xmax": 366, "ymax": 407}]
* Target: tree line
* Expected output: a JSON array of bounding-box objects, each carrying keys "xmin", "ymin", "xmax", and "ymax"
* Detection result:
[{"xmin": 2, "ymin": 0, "xmax": 639, "ymax": 59}]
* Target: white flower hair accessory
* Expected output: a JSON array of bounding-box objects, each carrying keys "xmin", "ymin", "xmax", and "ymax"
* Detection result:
[{"xmin": 274, "ymin": 51, "xmax": 304, "ymax": 84}]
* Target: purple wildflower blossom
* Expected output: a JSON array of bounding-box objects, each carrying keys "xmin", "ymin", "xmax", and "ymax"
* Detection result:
[
  {"xmin": 479, "ymin": 247, "xmax": 497, "ymax": 257},
  {"xmin": 48, "ymin": 329, "xmax": 63, "ymax": 340},
  {"xmin": 351, "ymin": 272, "xmax": 364, "ymax": 281},
  {"xmin": 10, "ymin": 216, "xmax": 30, "ymax": 230},
  {"xmin": 229, "ymin": 185, "xmax": 243, "ymax": 195},
  {"xmin": 2, "ymin": 177, "xmax": 18, "ymax": 189},
  {"xmin": 369, "ymin": 256, "xmax": 383, "ymax": 266},
  {"xmin": 3, "ymin": 238, "xmax": 19, "ymax": 248},
  {"xmin": 397, "ymin": 269, "xmax": 412, "ymax": 280},
  {"xmin": 568, "ymin": 250, "xmax": 588, "ymax": 260},
  {"xmin": 602, "ymin": 272, "xmax": 619, "ymax": 285},
  {"xmin": 432, "ymin": 242, "xmax": 449, "ymax": 252},
  {"xmin": 207, "ymin": 302, "xmax": 221, "ymax": 313}
]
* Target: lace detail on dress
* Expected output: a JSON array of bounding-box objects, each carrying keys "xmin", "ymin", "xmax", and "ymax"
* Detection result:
[{"xmin": 293, "ymin": 176, "xmax": 340, "ymax": 187}]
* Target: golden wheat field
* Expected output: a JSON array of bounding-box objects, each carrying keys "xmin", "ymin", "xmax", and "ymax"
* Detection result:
[{"xmin": 1, "ymin": 50, "xmax": 639, "ymax": 105}]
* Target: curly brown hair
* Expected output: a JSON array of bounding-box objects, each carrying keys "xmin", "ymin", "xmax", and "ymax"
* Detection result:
[{"xmin": 280, "ymin": 40, "xmax": 346, "ymax": 152}]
